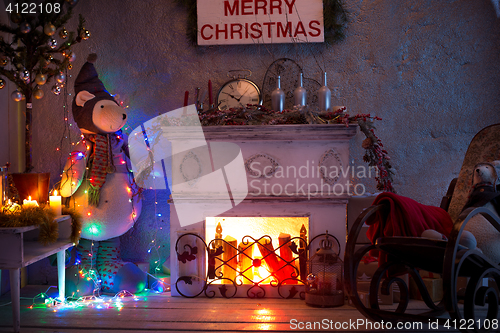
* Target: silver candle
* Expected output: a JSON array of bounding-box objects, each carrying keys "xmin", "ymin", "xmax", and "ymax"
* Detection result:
[
  {"xmin": 318, "ymin": 72, "xmax": 331, "ymax": 111},
  {"xmin": 294, "ymin": 73, "xmax": 307, "ymax": 107},
  {"xmin": 271, "ymin": 75, "xmax": 285, "ymax": 112}
]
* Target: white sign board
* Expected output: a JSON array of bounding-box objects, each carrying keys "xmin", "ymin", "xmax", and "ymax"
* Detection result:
[{"xmin": 197, "ymin": 0, "xmax": 324, "ymax": 45}]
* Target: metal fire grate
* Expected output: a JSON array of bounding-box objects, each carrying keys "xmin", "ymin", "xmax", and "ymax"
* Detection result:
[{"xmin": 174, "ymin": 230, "xmax": 341, "ymax": 299}]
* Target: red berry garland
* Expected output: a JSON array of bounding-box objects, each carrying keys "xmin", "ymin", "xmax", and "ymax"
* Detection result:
[{"xmin": 319, "ymin": 109, "xmax": 394, "ymax": 192}]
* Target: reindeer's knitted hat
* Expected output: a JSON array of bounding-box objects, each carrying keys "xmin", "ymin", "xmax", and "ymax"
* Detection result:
[{"xmin": 72, "ymin": 54, "xmax": 118, "ymax": 134}]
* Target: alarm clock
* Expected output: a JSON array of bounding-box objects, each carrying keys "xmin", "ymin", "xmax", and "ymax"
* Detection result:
[{"xmin": 216, "ymin": 70, "xmax": 262, "ymax": 111}]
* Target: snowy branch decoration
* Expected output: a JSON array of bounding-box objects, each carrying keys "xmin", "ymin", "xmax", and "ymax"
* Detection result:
[{"xmin": 0, "ymin": 0, "xmax": 89, "ymax": 172}]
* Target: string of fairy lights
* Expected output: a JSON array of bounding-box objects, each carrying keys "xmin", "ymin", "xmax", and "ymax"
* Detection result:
[{"xmin": 25, "ymin": 286, "xmax": 140, "ymax": 311}]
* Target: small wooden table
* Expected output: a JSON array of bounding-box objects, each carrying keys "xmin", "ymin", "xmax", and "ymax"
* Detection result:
[{"xmin": 0, "ymin": 215, "xmax": 73, "ymax": 332}]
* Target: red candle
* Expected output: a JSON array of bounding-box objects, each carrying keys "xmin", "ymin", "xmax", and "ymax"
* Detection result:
[
  {"xmin": 208, "ymin": 80, "xmax": 213, "ymax": 106},
  {"xmin": 184, "ymin": 91, "xmax": 189, "ymax": 107}
]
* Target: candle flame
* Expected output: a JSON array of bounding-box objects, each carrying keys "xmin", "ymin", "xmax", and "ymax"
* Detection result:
[{"xmin": 54, "ymin": 189, "xmax": 58, "ymax": 196}]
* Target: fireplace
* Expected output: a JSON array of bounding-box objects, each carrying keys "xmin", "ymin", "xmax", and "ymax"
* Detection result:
[{"xmin": 168, "ymin": 123, "xmax": 358, "ymax": 298}]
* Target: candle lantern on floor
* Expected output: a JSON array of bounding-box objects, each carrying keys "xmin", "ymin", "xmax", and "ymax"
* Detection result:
[{"xmin": 305, "ymin": 232, "xmax": 344, "ymax": 307}]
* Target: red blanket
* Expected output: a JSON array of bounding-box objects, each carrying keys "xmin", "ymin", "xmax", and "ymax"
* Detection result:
[{"xmin": 366, "ymin": 192, "xmax": 454, "ymax": 265}]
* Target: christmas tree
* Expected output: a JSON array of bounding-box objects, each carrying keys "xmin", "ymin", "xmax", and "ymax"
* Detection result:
[{"xmin": 0, "ymin": 0, "xmax": 89, "ymax": 172}]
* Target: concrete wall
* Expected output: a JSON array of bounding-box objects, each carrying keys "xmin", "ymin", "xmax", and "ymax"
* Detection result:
[{"xmin": 2, "ymin": 0, "xmax": 500, "ymax": 282}]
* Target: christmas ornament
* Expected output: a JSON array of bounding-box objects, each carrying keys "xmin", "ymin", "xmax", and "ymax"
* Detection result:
[
  {"xmin": 294, "ymin": 73, "xmax": 307, "ymax": 107},
  {"xmin": 11, "ymin": 90, "xmax": 23, "ymax": 102},
  {"xmin": 51, "ymin": 85, "xmax": 62, "ymax": 95},
  {"xmin": 19, "ymin": 69, "xmax": 30, "ymax": 82},
  {"xmin": 10, "ymin": 13, "xmax": 22, "ymax": 24},
  {"xmin": 79, "ymin": 29, "xmax": 91, "ymax": 40},
  {"xmin": 318, "ymin": 72, "xmax": 331, "ymax": 112},
  {"xmin": 35, "ymin": 73, "xmax": 47, "ymax": 85},
  {"xmin": 307, "ymin": 273, "xmax": 317, "ymax": 285},
  {"xmin": 48, "ymin": 38, "xmax": 58, "ymax": 49},
  {"xmin": 59, "ymin": 28, "xmax": 69, "ymax": 39},
  {"xmin": 44, "ymin": 23, "xmax": 56, "ymax": 36},
  {"xmin": 33, "ymin": 88, "xmax": 44, "ymax": 100},
  {"xmin": 68, "ymin": 64, "xmax": 73, "ymax": 70},
  {"xmin": 55, "ymin": 72, "xmax": 66, "ymax": 84},
  {"xmin": 0, "ymin": 56, "xmax": 7, "ymax": 67},
  {"xmin": 69, "ymin": 52, "xmax": 76, "ymax": 62},
  {"xmin": 20, "ymin": 22, "xmax": 31, "ymax": 34},
  {"xmin": 0, "ymin": 78, "xmax": 5, "ymax": 89},
  {"xmin": 271, "ymin": 76, "xmax": 285, "ymax": 112}
]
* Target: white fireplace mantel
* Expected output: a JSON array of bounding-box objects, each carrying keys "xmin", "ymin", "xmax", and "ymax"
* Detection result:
[
  {"xmin": 169, "ymin": 123, "xmax": 358, "ymax": 297},
  {"xmin": 200, "ymin": 124, "xmax": 357, "ymax": 141}
]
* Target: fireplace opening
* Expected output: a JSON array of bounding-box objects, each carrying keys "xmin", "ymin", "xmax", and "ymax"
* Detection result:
[{"xmin": 205, "ymin": 217, "xmax": 309, "ymax": 286}]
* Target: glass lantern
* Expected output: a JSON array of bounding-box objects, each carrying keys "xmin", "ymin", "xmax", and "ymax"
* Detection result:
[{"xmin": 305, "ymin": 232, "xmax": 344, "ymax": 307}]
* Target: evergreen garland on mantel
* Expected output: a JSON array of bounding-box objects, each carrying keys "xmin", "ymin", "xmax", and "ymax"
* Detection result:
[{"xmin": 175, "ymin": 0, "xmax": 348, "ymax": 46}]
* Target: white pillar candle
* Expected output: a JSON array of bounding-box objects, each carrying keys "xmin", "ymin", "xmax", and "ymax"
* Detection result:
[
  {"xmin": 49, "ymin": 190, "xmax": 62, "ymax": 216},
  {"xmin": 23, "ymin": 196, "xmax": 39, "ymax": 208}
]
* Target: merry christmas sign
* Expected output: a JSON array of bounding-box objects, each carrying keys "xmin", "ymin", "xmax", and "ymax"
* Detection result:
[{"xmin": 197, "ymin": 0, "xmax": 324, "ymax": 45}]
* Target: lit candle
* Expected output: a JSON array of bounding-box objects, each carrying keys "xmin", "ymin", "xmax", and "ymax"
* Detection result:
[
  {"xmin": 49, "ymin": 190, "xmax": 62, "ymax": 216},
  {"xmin": 23, "ymin": 196, "xmax": 39, "ymax": 208}
]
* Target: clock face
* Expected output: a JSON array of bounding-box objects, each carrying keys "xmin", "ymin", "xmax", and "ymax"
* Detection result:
[{"xmin": 216, "ymin": 79, "xmax": 261, "ymax": 111}]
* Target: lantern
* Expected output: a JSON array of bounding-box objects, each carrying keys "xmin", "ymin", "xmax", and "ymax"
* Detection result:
[{"xmin": 305, "ymin": 232, "xmax": 344, "ymax": 307}]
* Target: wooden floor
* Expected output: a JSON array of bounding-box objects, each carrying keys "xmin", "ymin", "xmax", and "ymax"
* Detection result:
[{"xmin": 0, "ymin": 285, "xmax": 463, "ymax": 332}]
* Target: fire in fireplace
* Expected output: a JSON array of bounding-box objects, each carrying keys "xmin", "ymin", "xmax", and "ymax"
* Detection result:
[
  {"xmin": 174, "ymin": 216, "xmax": 311, "ymax": 298},
  {"xmin": 205, "ymin": 216, "xmax": 309, "ymax": 286}
]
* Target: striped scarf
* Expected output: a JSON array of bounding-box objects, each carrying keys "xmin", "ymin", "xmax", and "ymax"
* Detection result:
[{"xmin": 87, "ymin": 134, "xmax": 110, "ymax": 206}]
